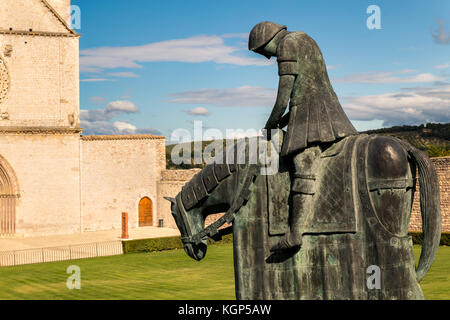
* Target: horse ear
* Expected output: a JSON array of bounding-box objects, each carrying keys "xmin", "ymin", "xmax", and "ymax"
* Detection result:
[{"xmin": 164, "ymin": 197, "xmax": 176, "ymax": 204}]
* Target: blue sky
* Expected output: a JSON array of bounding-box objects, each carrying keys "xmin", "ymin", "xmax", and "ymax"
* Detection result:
[{"xmin": 73, "ymin": 0, "xmax": 450, "ymax": 141}]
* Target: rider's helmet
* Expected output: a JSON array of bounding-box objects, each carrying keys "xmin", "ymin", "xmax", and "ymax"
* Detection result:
[{"xmin": 248, "ymin": 21, "xmax": 286, "ymax": 58}]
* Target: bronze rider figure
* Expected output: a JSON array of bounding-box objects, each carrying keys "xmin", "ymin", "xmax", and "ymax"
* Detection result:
[{"xmin": 249, "ymin": 21, "xmax": 358, "ymax": 251}]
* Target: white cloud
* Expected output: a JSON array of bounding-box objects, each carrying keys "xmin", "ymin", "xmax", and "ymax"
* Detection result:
[
  {"xmin": 168, "ymin": 86, "xmax": 276, "ymax": 107},
  {"xmin": 185, "ymin": 107, "xmax": 210, "ymax": 116},
  {"xmin": 81, "ymin": 120, "xmax": 162, "ymax": 136},
  {"xmin": 333, "ymin": 70, "xmax": 443, "ymax": 84},
  {"xmin": 221, "ymin": 33, "xmax": 249, "ymax": 39},
  {"xmin": 168, "ymin": 78, "xmax": 449, "ymax": 128},
  {"xmin": 89, "ymin": 96, "xmax": 107, "ymax": 106},
  {"xmin": 81, "ymin": 120, "xmax": 117, "ymax": 135},
  {"xmin": 80, "ymin": 34, "xmax": 271, "ymax": 73},
  {"xmin": 81, "ymin": 100, "xmax": 139, "ymax": 122},
  {"xmin": 107, "ymin": 72, "xmax": 140, "ymax": 78},
  {"xmin": 342, "ymin": 82, "xmax": 450, "ymax": 126},
  {"xmin": 135, "ymin": 127, "xmax": 163, "ymax": 135},
  {"xmin": 435, "ymin": 63, "xmax": 449, "ymax": 69},
  {"xmin": 80, "ymin": 100, "xmax": 162, "ymax": 136},
  {"xmin": 396, "ymin": 69, "xmax": 417, "ymax": 74},
  {"xmin": 114, "ymin": 121, "xmax": 137, "ymax": 132},
  {"xmin": 80, "ymin": 109, "xmax": 111, "ymax": 122},
  {"xmin": 80, "ymin": 78, "xmax": 113, "ymax": 82},
  {"xmin": 106, "ymin": 100, "xmax": 139, "ymax": 113},
  {"xmin": 431, "ymin": 20, "xmax": 450, "ymax": 45}
]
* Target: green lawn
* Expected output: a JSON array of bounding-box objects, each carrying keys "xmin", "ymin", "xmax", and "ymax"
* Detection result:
[
  {"xmin": 0, "ymin": 244, "xmax": 448, "ymax": 300},
  {"xmin": 415, "ymin": 246, "xmax": 450, "ymax": 300}
]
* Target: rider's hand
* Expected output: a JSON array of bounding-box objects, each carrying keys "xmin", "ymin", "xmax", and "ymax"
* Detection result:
[
  {"xmin": 263, "ymin": 129, "xmax": 272, "ymax": 141},
  {"xmin": 264, "ymin": 120, "xmax": 277, "ymax": 141}
]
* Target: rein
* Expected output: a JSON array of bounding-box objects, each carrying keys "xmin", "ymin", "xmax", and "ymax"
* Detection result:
[{"xmin": 180, "ymin": 164, "xmax": 260, "ymax": 245}]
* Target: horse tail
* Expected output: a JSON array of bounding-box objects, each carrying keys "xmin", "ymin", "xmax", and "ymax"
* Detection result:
[{"xmin": 402, "ymin": 141, "xmax": 441, "ymax": 282}]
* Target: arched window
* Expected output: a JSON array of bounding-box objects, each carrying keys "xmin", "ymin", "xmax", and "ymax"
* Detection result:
[
  {"xmin": 0, "ymin": 155, "xmax": 19, "ymax": 236},
  {"xmin": 138, "ymin": 197, "xmax": 153, "ymax": 227}
]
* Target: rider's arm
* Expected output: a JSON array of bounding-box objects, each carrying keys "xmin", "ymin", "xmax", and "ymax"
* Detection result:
[
  {"xmin": 265, "ymin": 36, "xmax": 298, "ymax": 130},
  {"xmin": 264, "ymin": 75, "xmax": 294, "ymax": 130}
]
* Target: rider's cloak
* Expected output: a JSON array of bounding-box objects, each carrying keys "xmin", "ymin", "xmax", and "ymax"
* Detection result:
[{"xmin": 277, "ymin": 31, "xmax": 358, "ymax": 156}]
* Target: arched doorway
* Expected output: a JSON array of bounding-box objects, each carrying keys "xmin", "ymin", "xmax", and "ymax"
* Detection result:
[
  {"xmin": 138, "ymin": 197, "xmax": 153, "ymax": 227},
  {"xmin": 0, "ymin": 155, "xmax": 19, "ymax": 236}
]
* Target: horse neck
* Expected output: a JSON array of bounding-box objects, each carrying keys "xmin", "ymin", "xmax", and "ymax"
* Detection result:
[
  {"xmin": 193, "ymin": 165, "xmax": 238, "ymax": 213},
  {"xmin": 180, "ymin": 166, "xmax": 237, "ymax": 237}
]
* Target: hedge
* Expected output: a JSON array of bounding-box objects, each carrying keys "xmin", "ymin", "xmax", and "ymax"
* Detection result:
[
  {"xmin": 409, "ymin": 232, "xmax": 450, "ymax": 246},
  {"xmin": 122, "ymin": 233, "xmax": 233, "ymax": 254},
  {"xmin": 123, "ymin": 232, "xmax": 448, "ymax": 254}
]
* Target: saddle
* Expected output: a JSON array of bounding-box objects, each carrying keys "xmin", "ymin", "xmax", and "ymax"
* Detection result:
[
  {"xmin": 268, "ymin": 133, "xmax": 416, "ymax": 237},
  {"xmin": 268, "ymin": 135, "xmax": 361, "ymax": 235}
]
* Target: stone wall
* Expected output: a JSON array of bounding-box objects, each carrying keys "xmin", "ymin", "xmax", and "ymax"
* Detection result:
[
  {"xmin": 81, "ymin": 135, "xmax": 166, "ymax": 232},
  {"xmin": 157, "ymin": 169, "xmax": 201, "ymax": 229},
  {"xmin": 0, "ymin": 0, "xmax": 70, "ymax": 34},
  {"xmin": 409, "ymin": 156, "xmax": 450, "ymax": 233},
  {"xmin": 0, "ymin": 132, "xmax": 81, "ymax": 236},
  {"xmin": 46, "ymin": 0, "xmax": 72, "ymax": 24},
  {"xmin": 0, "ymin": 35, "xmax": 79, "ymax": 128},
  {"xmin": 0, "ymin": 0, "xmax": 79, "ymax": 128}
]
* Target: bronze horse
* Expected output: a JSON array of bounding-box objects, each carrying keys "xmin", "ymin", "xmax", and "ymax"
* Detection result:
[{"xmin": 166, "ymin": 133, "xmax": 441, "ymax": 300}]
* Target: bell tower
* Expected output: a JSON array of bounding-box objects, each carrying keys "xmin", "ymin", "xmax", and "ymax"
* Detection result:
[{"xmin": 0, "ymin": 0, "xmax": 80, "ymax": 129}]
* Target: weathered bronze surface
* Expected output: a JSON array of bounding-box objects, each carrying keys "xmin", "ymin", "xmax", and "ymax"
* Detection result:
[{"xmin": 167, "ymin": 22, "xmax": 441, "ymax": 300}]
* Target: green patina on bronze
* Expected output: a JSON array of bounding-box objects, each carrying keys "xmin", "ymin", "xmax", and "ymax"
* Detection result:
[{"xmin": 166, "ymin": 22, "xmax": 441, "ymax": 300}]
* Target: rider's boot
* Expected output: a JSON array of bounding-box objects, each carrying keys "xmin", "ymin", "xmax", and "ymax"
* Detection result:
[
  {"xmin": 270, "ymin": 146, "xmax": 320, "ymax": 252},
  {"xmin": 270, "ymin": 193, "xmax": 311, "ymax": 251}
]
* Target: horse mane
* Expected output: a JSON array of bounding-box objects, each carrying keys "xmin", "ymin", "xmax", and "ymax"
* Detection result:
[{"xmin": 179, "ymin": 162, "xmax": 236, "ymax": 211}]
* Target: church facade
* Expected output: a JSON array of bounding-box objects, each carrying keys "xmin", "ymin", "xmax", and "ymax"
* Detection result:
[{"xmin": 0, "ymin": 0, "xmax": 176, "ymax": 237}]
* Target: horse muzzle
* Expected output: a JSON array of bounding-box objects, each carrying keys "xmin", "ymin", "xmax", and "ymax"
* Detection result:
[
  {"xmin": 165, "ymin": 196, "xmax": 208, "ymax": 261},
  {"xmin": 183, "ymin": 241, "xmax": 207, "ymax": 261}
]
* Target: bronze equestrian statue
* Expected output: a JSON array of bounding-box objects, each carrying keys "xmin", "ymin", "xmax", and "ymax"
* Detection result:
[{"xmin": 166, "ymin": 22, "xmax": 441, "ymax": 300}]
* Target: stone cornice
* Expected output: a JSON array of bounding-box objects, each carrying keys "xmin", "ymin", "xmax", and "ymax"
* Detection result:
[
  {"xmin": 0, "ymin": 29, "xmax": 80, "ymax": 37},
  {"xmin": 81, "ymin": 134, "xmax": 166, "ymax": 141},
  {"xmin": 0, "ymin": 0, "xmax": 80, "ymax": 38},
  {"xmin": 0, "ymin": 126, "xmax": 83, "ymax": 135},
  {"xmin": 0, "ymin": 194, "xmax": 20, "ymax": 198}
]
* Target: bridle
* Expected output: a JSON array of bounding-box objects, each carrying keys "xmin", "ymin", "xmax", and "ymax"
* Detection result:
[{"xmin": 178, "ymin": 164, "xmax": 260, "ymax": 245}]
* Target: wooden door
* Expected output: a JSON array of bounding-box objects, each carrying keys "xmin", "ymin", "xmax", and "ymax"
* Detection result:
[{"xmin": 139, "ymin": 197, "xmax": 153, "ymax": 227}]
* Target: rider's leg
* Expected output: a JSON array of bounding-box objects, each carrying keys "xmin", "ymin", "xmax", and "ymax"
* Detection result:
[{"xmin": 271, "ymin": 146, "xmax": 321, "ymax": 251}]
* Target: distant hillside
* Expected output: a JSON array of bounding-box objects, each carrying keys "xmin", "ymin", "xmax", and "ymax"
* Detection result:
[
  {"xmin": 165, "ymin": 140, "xmax": 226, "ymax": 170},
  {"xmin": 166, "ymin": 123, "xmax": 450, "ymax": 169},
  {"xmin": 363, "ymin": 123, "xmax": 449, "ymax": 157}
]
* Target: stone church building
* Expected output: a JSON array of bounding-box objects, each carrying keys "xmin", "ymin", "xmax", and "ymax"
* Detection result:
[{"xmin": 0, "ymin": 0, "xmax": 186, "ymax": 238}]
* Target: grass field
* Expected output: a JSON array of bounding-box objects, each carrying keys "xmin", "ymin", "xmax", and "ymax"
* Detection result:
[{"xmin": 0, "ymin": 244, "xmax": 448, "ymax": 300}]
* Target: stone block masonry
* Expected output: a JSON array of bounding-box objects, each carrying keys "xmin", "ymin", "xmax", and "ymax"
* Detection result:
[
  {"xmin": 81, "ymin": 135, "xmax": 166, "ymax": 233},
  {"xmin": 409, "ymin": 156, "xmax": 450, "ymax": 232}
]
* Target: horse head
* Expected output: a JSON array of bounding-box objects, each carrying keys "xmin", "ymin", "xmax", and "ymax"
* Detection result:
[
  {"xmin": 164, "ymin": 196, "xmax": 208, "ymax": 261},
  {"xmin": 165, "ymin": 136, "xmax": 279, "ymax": 262},
  {"xmin": 164, "ymin": 159, "xmax": 244, "ymax": 261}
]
